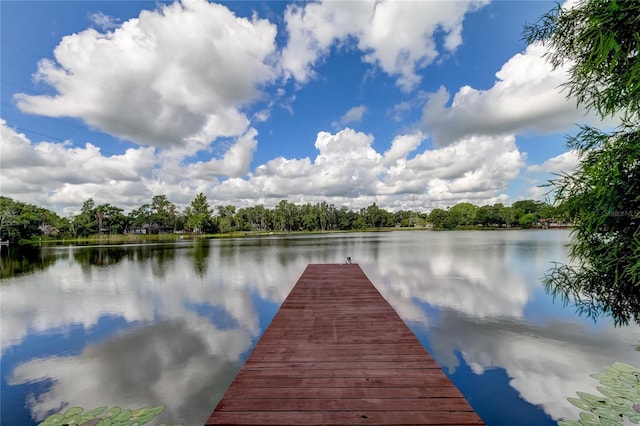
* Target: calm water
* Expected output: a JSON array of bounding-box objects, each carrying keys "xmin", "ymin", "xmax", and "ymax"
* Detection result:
[{"xmin": 1, "ymin": 230, "xmax": 638, "ymax": 425}]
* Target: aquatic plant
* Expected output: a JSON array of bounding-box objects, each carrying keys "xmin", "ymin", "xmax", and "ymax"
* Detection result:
[
  {"xmin": 560, "ymin": 362, "xmax": 640, "ymax": 425},
  {"xmin": 38, "ymin": 404, "xmax": 180, "ymax": 426}
]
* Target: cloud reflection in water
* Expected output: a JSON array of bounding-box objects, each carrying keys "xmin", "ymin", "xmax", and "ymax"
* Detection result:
[{"xmin": 2, "ymin": 231, "xmax": 638, "ymax": 425}]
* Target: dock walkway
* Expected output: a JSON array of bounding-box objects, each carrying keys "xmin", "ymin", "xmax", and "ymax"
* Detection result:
[{"xmin": 206, "ymin": 263, "xmax": 484, "ymax": 425}]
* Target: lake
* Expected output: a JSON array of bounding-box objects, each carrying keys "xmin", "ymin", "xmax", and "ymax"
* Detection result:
[{"xmin": 1, "ymin": 230, "xmax": 638, "ymax": 425}]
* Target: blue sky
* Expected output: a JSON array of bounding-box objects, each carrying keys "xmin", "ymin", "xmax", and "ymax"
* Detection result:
[{"xmin": 0, "ymin": 0, "xmax": 612, "ymax": 216}]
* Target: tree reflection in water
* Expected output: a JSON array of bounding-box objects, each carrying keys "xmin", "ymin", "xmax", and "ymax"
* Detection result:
[{"xmin": 0, "ymin": 245, "xmax": 57, "ymax": 279}]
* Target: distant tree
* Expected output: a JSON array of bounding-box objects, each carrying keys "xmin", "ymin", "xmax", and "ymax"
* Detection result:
[
  {"xmin": 235, "ymin": 207, "xmax": 253, "ymax": 232},
  {"xmin": 491, "ymin": 204, "xmax": 506, "ymax": 227},
  {"xmin": 300, "ymin": 204, "xmax": 318, "ymax": 231},
  {"xmin": 336, "ymin": 207, "xmax": 356, "ymax": 230},
  {"xmin": 524, "ymin": 0, "xmax": 640, "ymax": 325},
  {"xmin": 428, "ymin": 208, "xmax": 449, "ymax": 229},
  {"xmin": 15, "ymin": 203, "xmax": 42, "ymax": 238},
  {"xmin": 151, "ymin": 195, "xmax": 177, "ymax": 231},
  {"xmin": 365, "ymin": 203, "xmax": 384, "ymax": 228},
  {"xmin": 537, "ymin": 202, "xmax": 556, "ymax": 222},
  {"xmin": 130, "ymin": 203, "xmax": 153, "ymax": 231},
  {"xmin": 553, "ymin": 200, "xmax": 573, "ymax": 224},
  {"xmin": 476, "ymin": 205, "xmax": 493, "ymax": 227},
  {"xmin": 476, "ymin": 203, "xmax": 507, "ymax": 227},
  {"xmin": 0, "ymin": 197, "xmax": 65, "ymax": 241},
  {"xmin": 74, "ymin": 198, "xmax": 97, "ymax": 236},
  {"xmin": 449, "ymin": 202, "xmax": 477, "ymax": 227},
  {"xmin": 185, "ymin": 193, "xmax": 212, "ymax": 234},
  {"xmin": 501, "ymin": 206, "xmax": 517, "ymax": 228},
  {"xmin": 1, "ymin": 195, "xmax": 583, "ymax": 244},
  {"xmin": 286, "ymin": 201, "xmax": 300, "ymax": 231},
  {"xmin": 512, "ymin": 200, "xmax": 541, "ymax": 216},
  {"xmin": 518, "ymin": 213, "xmax": 538, "ymax": 229},
  {"xmin": 215, "ymin": 204, "xmax": 236, "ymax": 233},
  {"xmin": 272, "ymin": 200, "xmax": 290, "ymax": 232},
  {"xmin": 252, "ymin": 205, "xmax": 268, "ymax": 231},
  {"xmin": 0, "ymin": 197, "xmax": 20, "ymax": 241},
  {"xmin": 94, "ymin": 204, "xmax": 126, "ymax": 234}
]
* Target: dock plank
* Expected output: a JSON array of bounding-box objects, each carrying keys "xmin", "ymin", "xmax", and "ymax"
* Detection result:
[
  {"xmin": 205, "ymin": 264, "xmax": 484, "ymax": 425},
  {"xmin": 221, "ymin": 386, "xmax": 465, "ymax": 399}
]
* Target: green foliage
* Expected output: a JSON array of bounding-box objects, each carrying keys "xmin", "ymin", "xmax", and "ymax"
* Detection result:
[
  {"xmin": 513, "ymin": 199, "xmax": 544, "ymax": 216},
  {"xmin": 0, "ymin": 196, "xmax": 67, "ymax": 242},
  {"xmin": 73, "ymin": 198, "xmax": 98, "ymax": 236},
  {"xmin": 96, "ymin": 204, "xmax": 126, "ymax": 235},
  {"xmin": 448, "ymin": 202, "xmax": 478, "ymax": 227},
  {"xmin": 518, "ymin": 213, "xmax": 539, "ymax": 229},
  {"xmin": 129, "ymin": 203, "xmax": 152, "ymax": 230},
  {"xmin": 151, "ymin": 195, "xmax": 178, "ymax": 232},
  {"xmin": 427, "ymin": 208, "xmax": 449, "ymax": 229},
  {"xmin": 185, "ymin": 193, "xmax": 212, "ymax": 234},
  {"xmin": 559, "ymin": 362, "xmax": 640, "ymax": 425},
  {"xmin": 476, "ymin": 204, "xmax": 496, "ymax": 227},
  {"xmin": 365, "ymin": 203, "xmax": 390, "ymax": 228},
  {"xmin": 3, "ymin": 194, "xmax": 565, "ymax": 243},
  {"xmin": 524, "ymin": 0, "xmax": 640, "ymax": 326},
  {"xmin": 38, "ymin": 405, "xmax": 177, "ymax": 426},
  {"xmin": 425, "ymin": 200, "xmax": 558, "ymax": 230},
  {"xmin": 523, "ymin": 0, "xmax": 640, "ymax": 120},
  {"xmin": 544, "ymin": 125, "xmax": 640, "ymax": 325}
]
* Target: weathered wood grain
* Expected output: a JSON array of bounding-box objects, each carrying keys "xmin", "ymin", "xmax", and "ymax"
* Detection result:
[{"xmin": 205, "ymin": 264, "xmax": 484, "ymax": 425}]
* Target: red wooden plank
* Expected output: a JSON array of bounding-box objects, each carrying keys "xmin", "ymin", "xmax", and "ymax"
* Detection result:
[
  {"xmin": 251, "ymin": 342, "xmax": 430, "ymax": 351},
  {"xmin": 205, "ymin": 264, "xmax": 484, "ymax": 425},
  {"xmin": 221, "ymin": 386, "xmax": 465, "ymax": 400},
  {"xmin": 207, "ymin": 411, "xmax": 485, "ymax": 425},
  {"xmin": 225, "ymin": 376, "xmax": 460, "ymax": 388},
  {"xmin": 234, "ymin": 368, "xmax": 451, "ymax": 379},
  {"xmin": 216, "ymin": 398, "xmax": 476, "ymax": 412},
  {"xmin": 246, "ymin": 354, "xmax": 437, "ymax": 363},
  {"xmin": 241, "ymin": 361, "xmax": 440, "ymax": 369}
]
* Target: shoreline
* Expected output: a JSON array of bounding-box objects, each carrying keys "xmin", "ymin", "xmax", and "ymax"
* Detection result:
[{"xmin": 13, "ymin": 226, "xmax": 573, "ymax": 247}]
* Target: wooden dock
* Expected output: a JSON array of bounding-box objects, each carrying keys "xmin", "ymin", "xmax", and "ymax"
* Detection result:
[{"xmin": 206, "ymin": 264, "xmax": 484, "ymax": 425}]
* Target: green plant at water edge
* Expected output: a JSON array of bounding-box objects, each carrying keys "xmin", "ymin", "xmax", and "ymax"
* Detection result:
[
  {"xmin": 523, "ymin": 0, "xmax": 640, "ymax": 326},
  {"xmin": 38, "ymin": 405, "xmax": 180, "ymax": 426},
  {"xmin": 560, "ymin": 362, "xmax": 640, "ymax": 425},
  {"xmin": 542, "ymin": 124, "xmax": 640, "ymax": 326}
]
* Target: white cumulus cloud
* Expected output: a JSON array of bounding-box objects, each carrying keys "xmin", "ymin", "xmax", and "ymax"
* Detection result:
[
  {"xmin": 2, "ymin": 117, "xmax": 528, "ymax": 214},
  {"xmin": 0, "ymin": 120, "xmax": 261, "ymax": 214},
  {"xmin": 210, "ymin": 129, "xmax": 524, "ymax": 210},
  {"xmin": 423, "ymin": 44, "xmax": 617, "ymax": 146},
  {"xmin": 15, "ymin": 0, "xmax": 277, "ymax": 155},
  {"xmin": 381, "ymin": 134, "xmax": 525, "ymax": 202},
  {"xmin": 528, "ymin": 150, "xmax": 579, "ymax": 174},
  {"xmin": 282, "ymin": 0, "xmax": 488, "ymax": 91},
  {"xmin": 0, "ymin": 120, "xmax": 156, "ymax": 211}
]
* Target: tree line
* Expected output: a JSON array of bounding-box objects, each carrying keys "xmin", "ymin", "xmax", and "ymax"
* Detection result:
[{"xmin": 0, "ymin": 193, "xmax": 571, "ymax": 243}]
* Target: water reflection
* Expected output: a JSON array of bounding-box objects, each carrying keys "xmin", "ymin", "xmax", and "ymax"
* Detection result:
[
  {"xmin": 427, "ymin": 309, "xmax": 638, "ymax": 421},
  {"xmin": 73, "ymin": 246, "xmax": 128, "ymax": 269},
  {"xmin": 1, "ymin": 231, "xmax": 638, "ymax": 426},
  {"xmin": 353, "ymin": 231, "xmax": 639, "ymax": 423},
  {"xmin": 191, "ymin": 240, "xmax": 211, "ymax": 277},
  {"xmin": 9, "ymin": 320, "xmax": 242, "ymax": 425},
  {"xmin": 0, "ymin": 245, "xmax": 58, "ymax": 279}
]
